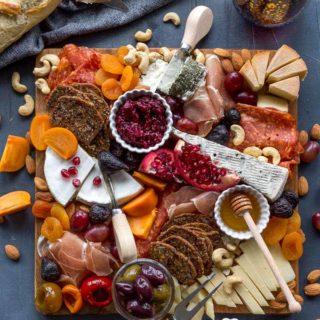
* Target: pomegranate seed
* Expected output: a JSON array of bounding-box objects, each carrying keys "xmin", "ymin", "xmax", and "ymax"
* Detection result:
[
  {"xmin": 72, "ymin": 178, "xmax": 81, "ymax": 188},
  {"xmin": 72, "ymin": 156, "xmax": 81, "ymax": 166},
  {"xmin": 93, "ymin": 176, "xmax": 102, "ymax": 186},
  {"xmin": 68, "ymin": 166, "xmax": 78, "ymax": 176},
  {"xmin": 61, "ymin": 169, "xmax": 70, "ymax": 178}
]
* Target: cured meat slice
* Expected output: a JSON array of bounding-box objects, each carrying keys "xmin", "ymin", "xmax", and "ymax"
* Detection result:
[
  {"xmin": 85, "ymin": 243, "xmax": 113, "ymax": 276},
  {"xmin": 191, "ymin": 191, "xmax": 219, "ymax": 215},
  {"xmin": 149, "ymin": 242, "xmax": 197, "ymax": 285},
  {"xmin": 48, "ymin": 57, "xmax": 73, "ymax": 90}
]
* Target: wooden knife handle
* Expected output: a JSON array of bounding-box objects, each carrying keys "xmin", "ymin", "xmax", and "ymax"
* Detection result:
[{"xmin": 181, "ymin": 6, "xmax": 214, "ymax": 51}]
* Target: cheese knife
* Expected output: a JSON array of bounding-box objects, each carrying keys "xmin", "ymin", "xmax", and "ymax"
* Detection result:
[{"xmin": 77, "ymin": 0, "xmax": 129, "ymax": 12}]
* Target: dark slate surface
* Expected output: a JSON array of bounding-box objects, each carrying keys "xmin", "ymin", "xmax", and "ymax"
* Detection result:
[{"xmin": 0, "ymin": 0, "xmax": 319, "ymax": 319}]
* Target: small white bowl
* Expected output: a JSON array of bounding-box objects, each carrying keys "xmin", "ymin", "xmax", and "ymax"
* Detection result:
[
  {"xmin": 110, "ymin": 89, "xmax": 173, "ymax": 154},
  {"xmin": 214, "ymin": 185, "xmax": 270, "ymax": 240}
]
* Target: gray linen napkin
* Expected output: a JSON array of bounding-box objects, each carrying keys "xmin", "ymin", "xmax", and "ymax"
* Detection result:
[{"xmin": 0, "ymin": 0, "xmax": 173, "ymax": 69}]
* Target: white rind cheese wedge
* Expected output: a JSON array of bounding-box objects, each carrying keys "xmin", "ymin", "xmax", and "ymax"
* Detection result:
[
  {"xmin": 174, "ymin": 129, "xmax": 289, "ymax": 201},
  {"xmin": 269, "ymin": 76, "xmax": 300, "ymax": 101},
  {"xmin": 77, "ymin": 163, "xmax": 144, "ymax": 206},
  {"xmin": 251, "ymin": 51, "xmax": 270, "ymax": 88},
  {"xmin": 266, "ymin": 44, "xmax": 300, "ymax": 76},
  {"xmin": 239, "ymin": 60, "xmax": 261, "ymax": 92},
  {"xmin": 44, "ymin": 146, "xmax": 95, "ymax": 206},
  {"xmin": 267, "ymin": 58, "xmax": 308, "ymax": 83},
  {"xmin": 257, "ymin": 94, "xmax": 289, "ymax": 113}
]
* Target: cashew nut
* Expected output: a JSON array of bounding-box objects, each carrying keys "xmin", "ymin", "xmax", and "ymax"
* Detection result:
[
  {"xmin": 223, "ymin": 276, "xmax": 242, "ymax": 295},
  {"xmin": 18, "ymin": 95, "xmax": 34, "ymax": 116},
  {"xmin": 212, "ymin": 248, "xmax": 234, "ymax": 270},
  {"xmin": 159, "ymin": 47, "xmax": 173, "ymax": 63},
  {"xmin": 230, "ymin": 124, "xmax": 245, "ymax": 146},
  {"xmin": 262, "ymin": 147, "xmax": 281, "ymax": 165},
  {"xmin": 35, "ymin": 78, "xmax": 51, "ymax": 95},
  {"xmin": 136, "ymin": 42, "xmax": 150, "ymax": 53},
  {"xmin": 11, "ymin": 72, "xmax": 27, "ymax": 93},
  {"xmin": 33, "ymin": 60, "xmax": 51, "ymax": 77},
  {"xmin": 163, "ymin": 12, "xmax": 181, "ymax": 26},
  {"xmin": 134, "ymin": 29, "xmax": 153, "ymax": 43},
  {"xmin": 40, "ymin": 54, "xmax": 60, "ymax": 67},
  {"xmin": 243, "ymin": 146, "xmax": 262, "ymax": 157},
  {"xmin": 258, "ymin": 155, "xmax": 268, "ymax": 163},
  {"xmin": 194, "ymin": 49, "xmax": 205, "ymax": 64},
  {"xmin": 124, "ymin": 47, "xmax": 138, "ymax": 66},
  {"xmin": 149, "ymin": 52, "xmax": 163, "ymax": 63},
  {"xmin": 137, "ymin": 51, "xmax": 150, "ymax": 74}
]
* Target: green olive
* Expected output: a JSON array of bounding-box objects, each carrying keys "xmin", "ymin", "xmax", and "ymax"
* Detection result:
[
  {"xmin": 153, "ymin": 283, "xmax": 170, "ymax": 302},
  {"xmin": 35, "ymin": 282, "xmax": 63, "ymax": 314},
  {"xmin": 154, "ymin": 302, "xmax": 166, "ymax": 313},
  {"xmin": 122, "ymin": 264, "xmax": 141, "ymax": 282}
]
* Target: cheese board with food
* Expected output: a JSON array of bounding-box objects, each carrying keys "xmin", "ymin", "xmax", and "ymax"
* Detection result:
[{"xmin": 0, "ymin": 5, "xmax": 314, "ymax": 319}]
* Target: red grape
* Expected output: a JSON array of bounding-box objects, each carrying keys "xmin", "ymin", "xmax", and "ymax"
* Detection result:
[
  {"xmin": 224, "ymin": 72, "xmax": 244, "ymax": 94},
  {"xmin": 235, "ymin": 90, "xmax": 257, "ymax": 106},
  {"xmin": 85, "ymin": 224, "xmax": 110, "ymax": 242},
  {"xmin": 175, "ymin": 117, "xmax": 199, "ymax": 134},
  {"xmin": 301, "ymin": 140, "xmax": 319, "ymax": 163},
  {"xmin": 71, "ymin": 210, "xmax": 89, "ymax": 232},
  {"xmin": 312, "ymin": 212, "xmax": 320, "ymax": 231}
]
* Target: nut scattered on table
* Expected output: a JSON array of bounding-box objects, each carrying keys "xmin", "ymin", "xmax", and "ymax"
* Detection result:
[
  {"xmin": 134, "ymin": 29, "xmax": 152, "ymax": 43},
  {"xmin": 241, "ymin": 48, "xmax": 251, "ymax": 62},
  {"xmin": 294, "ymin": 294, "xmax": 304, "ymax": 305},
  {"xmin": 193, "ymin": 49, "xmax": 205, "ymax": 64},
  {"xmin": 18, "ymin": 94, "xmax": 35, "ymax": 117},
  {"xmin": 79, "ymin": 205, "xmax": 90, "ymax": 213},
  {"xmin": 231, "ymin": 124, "xmax": 245, "ymax": 146},
  {"xmin": 223, "ymin": 275, "xmax": 242, "ymax": 295},
  {"xmin": 304, "ymin": 283, "xmax": 320, "ymax": 296},
  {"xmin": 163, "ymin": 12, "xmax": 181, "ymax": 26},
  {"xmin": 40, "ymin": 53, "xmax": 60, "ymax": 67},
  {"xmin": 159, "ymin": 47, "xmax": 173, "ymax": 63},
  {"xmin": 298, "ymin": 176, "xmax": 309, "ymax": 197},
  {"xmin": 310, "ymin": 124, "xmax": 320, "ymax": 140},
  {"xmin": 36, "ymin": 191, "xmax": 54, "ymax": 202},
  {"xmin": 299, "ymin": 130, "xmax": 309, "ymax": 146},
  {"xmin": 33, "ymin": 60, "xmax": 51, "ymax": 77},
  {"xmin": 269, "ymin": 300, "xmax": 287, "ymax": 310},
  {"xmin": 66, "ymin": 202, "xmax": 76, "ymax": 218},
  {"xmin": 34, "ymin": 177, "xmax": 49, "ymax": 191},
  {"xmin": 35, "ymin": 78, "xmax": 51, "ymax": 95},
  {"xmin": 11, "ymin": 72, "xmax": 28, "ymax": 93},
  {"xmin": 221, "ymin": 59, "xmax": 234, "ymax": 73},
  {"xmin": 25, "ymin": 155, "xmax": 35, "ymax": 175},
  {"xmin": 262, "ymin": 147, "xmax": 281, "ymax": 166},
  {"xmin": 231, "ymin": 52, "xmax": 244, "ymax": 71},
  {"xmin": 136, "ymin": 42, "xmax": 150, "ymax": 53},
  {"xmin": 4, "ymin": 244, "xmax": 20, "ymax": 261},
  {"xmin": 213, "ymin": 48, "xmax": 231, "ymax": 58},
  {"xmin": 307, "ymin": 269, "xmax": 320, "ymax": 283}
]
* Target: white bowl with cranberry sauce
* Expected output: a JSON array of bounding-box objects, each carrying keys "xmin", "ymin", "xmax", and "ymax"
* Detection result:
[{"xmin": 110, "ymin": 90, "xmax": 173, "ymax": 154}]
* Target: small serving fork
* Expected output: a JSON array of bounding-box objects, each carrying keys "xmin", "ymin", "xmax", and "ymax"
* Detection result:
[{"xmin": 169, "ymin": 274, "xmax": 222, "ymax": 320}]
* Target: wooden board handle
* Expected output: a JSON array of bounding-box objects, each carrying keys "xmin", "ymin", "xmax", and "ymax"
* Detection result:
[
  {"xmin": 112, "ymin": 208, "xmax": 137, "ymax": 263},
  {"xmin": 181, "ymin": 6, "xmax": 214, "ymax": 51}
]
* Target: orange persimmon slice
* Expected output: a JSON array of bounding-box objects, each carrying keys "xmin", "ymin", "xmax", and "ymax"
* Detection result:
[
  {"xmin": 0, "ymin": 191, "xmax": 31, "ymax": 216},
  {"xmin": 132, "ymin": 171, "xmax": 167, "ymax": 191},
  {"xmin": 101, "ymin": 79, "xmax": 123, "ymax": 100},
  {"xmin": 101, "ymin": 54, "xmax": 124, "ymax": 75},
  {"xmin": 281, "ymin": 231, "xmax": 304, "ymax": 261},
  {"xmin": 117, "ymin": 46, "xmax": 129, "ymax": 65},
  {"xmin": 95, "ymin": 68, "xmax": 119, "ymax": 86},
  {"xmin": 43, "ymin": 127, "xmax": 78, "ymax": 160},
  {"xmin": 120, "ymin": 66, "xmax": 134, "ymax": 91},
  {"xmin": 30, "ymin": 114, "xmax": 52, "ymax": 151}
]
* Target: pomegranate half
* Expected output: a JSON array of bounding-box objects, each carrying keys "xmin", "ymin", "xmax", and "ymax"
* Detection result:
[{"xmin": 174, "ymin": 139, "xmax": 240, "ymax": 191}]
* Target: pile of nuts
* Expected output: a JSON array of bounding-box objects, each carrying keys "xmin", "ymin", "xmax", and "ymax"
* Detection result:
[
  {"xmin": 304, "ymin": 269, "xmax": 320, "ymax": 297},
  {"xmin": 299, "ymin": 123, "xmax": 320, "ymax": 164}
]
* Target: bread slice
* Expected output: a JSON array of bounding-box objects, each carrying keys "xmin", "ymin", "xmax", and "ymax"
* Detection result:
[
  {"xmin": 266, "ymin": 44, "xmax": 300, "ymax": 76},
  {"xmin": 251, "ymin": 51, "xmax": 270, "ymax": 88},
  {"xmin": 0, "ymin": 0, "xmax": 21, "ymax": 15},
  {"xmin": 267, "ymin": 58, "xmax": 308, "ymax": 83},
  {"xmin": 239, "ymin": 60, "xmax": 260, "ymax": 92},
  {"xmin": 257, "ymin": 94, "xmax": 289, "ymax": 113},
  {"xmin": 269, "ymin": 76, "xmax": 300, "ymax": 102}
]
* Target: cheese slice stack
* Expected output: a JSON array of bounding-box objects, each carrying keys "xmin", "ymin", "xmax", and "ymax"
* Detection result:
[
  {"xmin": 251, "ymin": 51, "xmax": 270, "ymax": 89},
  {"xmin": 269, "ymin": 76, "xmax": 300, "ymax": 102},
  {"xmin": 239, "ymin": 60, "xmax": 260, "ymax": 92}
]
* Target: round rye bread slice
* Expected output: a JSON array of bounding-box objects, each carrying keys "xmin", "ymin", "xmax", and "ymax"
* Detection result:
[
  {"xmin": 71, "ymin": 83, "xmax": 104, "ymax": 98},
  {"xmin": 149, "ymin": 242, "xmax": 197, "ymax": 285},
  {"xmin": 162, "ymin": 235, "xmax": 204, "ymax": 277}
]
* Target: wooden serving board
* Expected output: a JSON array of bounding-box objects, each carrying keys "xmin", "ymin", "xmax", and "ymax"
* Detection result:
[{"xmin": 34, "ymin": 48, "xmax": 299, "ymax": 316}]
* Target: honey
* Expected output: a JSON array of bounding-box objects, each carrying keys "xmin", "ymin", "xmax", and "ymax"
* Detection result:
[{"xmin": 220, "ymin": 194, "xmax": 261, "ymax": 231}]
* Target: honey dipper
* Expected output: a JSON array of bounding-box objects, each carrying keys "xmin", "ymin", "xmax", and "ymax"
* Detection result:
[{"xmin": 230, "ymin": 193, "xmax": 301, "ymax": 313}]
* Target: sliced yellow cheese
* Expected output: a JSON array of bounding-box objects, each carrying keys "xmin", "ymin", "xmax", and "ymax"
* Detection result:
[
  {"xmin": 187, "ymin": 302, "xmax": 204, "ymax": 320},
  {"xmin": 269, "ymin": 76, "xmax": 300, "ymax": 102},
  {"xmin": 173, "ymin": 277, "xmax": 182, "ymax": 303},
  {"xmin": 239, "ymin": 60, "xmax": 261, "ymax": 92},
  {"xmin": 251, "ymin": 51, "xmax": 270, "ymax": 88},
  {"xmin": 267, "ymin": 58, "xmax": 308, "ymax": 83},
  {"xmin": 168, "ymin": 301, "xmax": 177, "ymax": 315},
  {"xmin": 257, "ymin": 94, "xmax": 289, "ymax": 112},
  {"xmin": 266, "ymin": 44, "xmax": 300, "ymax": 76},
  {"xmin": 205, "ymin": 298, "xmax": 215, "ymax": 320}
]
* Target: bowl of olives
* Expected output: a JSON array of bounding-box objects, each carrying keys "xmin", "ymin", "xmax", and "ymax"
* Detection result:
[{"xmin": 112, "ymin": 258, "xmax": 175, "ymax": 320}]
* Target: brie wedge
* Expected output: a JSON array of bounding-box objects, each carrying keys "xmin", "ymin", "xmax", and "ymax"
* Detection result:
[
  {"xmin": 266, "ymin": 44, "xmax": 300, "ymax": 76},
  {"xmin": 77, "ymin": 163, "xmax": 144, "ymax": 206},
  {"xmin": 239, "ymin": 60, "xmax": 261, "ymax": 92},
  {"xmin": 269, "ymin": 76, "xmax": 300, "ymax": 102},
  {"xmin": 44, "ymin": 146, "xmax": 95, "ymax": 206},
  {"xmin": 251, "ymin": 51, "xmax": 270, "ymax": 88},
  {"xmin": 267, "ymin": 58, "xmax": 308, "ymax": 83},
  {"xmin": 257, "ymin": 94, "xmax": 289, "ymax": 112}
]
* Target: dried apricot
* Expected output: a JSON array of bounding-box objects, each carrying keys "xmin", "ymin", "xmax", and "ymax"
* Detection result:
[
  {"xmin": 281, "ymin": 231, "xmax": 303, "ymax": 261},
  {"xmin": 51, "ymin": 203, "xmax": 70, "ymax": 230},
  {"xmin": 297, "ymin": 228, "xmax": 306, "ymax": 243},
  {"xmin": 32, "ymin": 200, "xmax": 55, "ymax": 219},
  {"xmin": 95, "ymin": 68, "xmax": 119, "ymax": 86},
  {"xmin": 41, "ymin": 217, "xmax": 64, "ymax": 242},
  {"xmin": 101, "ymin": 54, "xmax": 124, "ymax": 75},
  {"xmin": 286, "ymin": 209, "xmax": 301, "ymax": 233},
  {"xmin": 262, "ymin": 217, "xmax": 288, "ymax": 246},
  {"xmin": 128, "ymin": 68, "xmax": 141, "ymax": 90},
  {"xmin": 101, "ymin": 79, "xmax": 123, "ymax": 100},
  {"xmin": 117, "ymin": 46, "xmax": 129, "ymax": 65},
  {"xmin": 120, "ymin": 66, "xmax": 134, "ymax": 91}
]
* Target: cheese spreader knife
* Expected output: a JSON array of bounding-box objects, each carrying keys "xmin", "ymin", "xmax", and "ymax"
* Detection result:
[
  {"xmin": 98, "ymin": 153, "xmax": 137, "ymax": 263},
  {"xmin": 157, "ymin": 6, "xmax": 214, "ymax": 100},
  {"xmin": 77, "ymin": 0, "xmax": 129, "ymax": 12}
]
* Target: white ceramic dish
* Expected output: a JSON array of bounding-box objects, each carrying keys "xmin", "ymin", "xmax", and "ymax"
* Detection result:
[
  {"xmin": 214, "ymin": 185, "xmax": 270, "ymax": 240},
  {"xmin": 110, "ymin": 89, "xmax": 173, "ymax": 154}
]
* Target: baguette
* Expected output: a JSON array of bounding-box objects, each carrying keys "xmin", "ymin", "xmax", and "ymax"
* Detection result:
[{"xmin": 0, "ymin": 0, "xmax": 60, "ymax": 53}]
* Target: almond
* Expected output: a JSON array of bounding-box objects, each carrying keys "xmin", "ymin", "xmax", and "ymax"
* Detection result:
[
  {"xmin": 213, "ymin": 48, "xmax": 231, "ymax": 58},
  {"xmin": 310, "ymin": 123, "xmax": 320, "ymax": 140},
  {"xmin": 35, "ymin": 191, "xmax": 54, "ymax": 202},
  {"xmin": 307, "ymin": 269, "xmax": 320, "ymax": 283},
  {"xmin": 221, "ymin": 59, "xmax": 234, "ymax": 74},
  {"xmin": 275, "ymin": 291, "xmax": 286, "ymax": 303},
  {"xmin": 4, "ymin": 244, "xmax": 20, "ymax": 261},
  {"xmin": 66, "ymin": 202, "xmax": 76, "ymax": 218},
  {"xmin": 299, "ymin": 130, "xmax": 309, "ymax": 146},
  {"xmin": 34, "ymin": 177, "xmax": 48, "ymax": 191},
  {"xmin": 294, "ymin": 294, "xmax": 304, "ymax": 305},
  {"xmin": 269, "ymin": 300, "xmax": 286, "ymax": 310},
  {"xmin": 288, "ymin": 280, "xmax": 296, "ymax": 290},
  {"xmin": 25, "ymin": 155, "xmax": 35, "ymax": 175},
  {"xmin": 25, "ymin": 131, "xmax": 33, "ymax": 148},
  {"xmin": 304, "ymin": 283, "xmax": 320, "ymax": 296},
  {"xmin": 241, "ymin": 48, "xmax": 251, "ymax": 62},
  {"xmin": 298, "ymin": 176, "xmax": 309, "ymax": 197},
  {"xmin": 79, "ymin": 205, "xmax": 90, "ymax": 213},
  {"xmin": 231, "ymin": 52, "xmax": 244, "ymax": 71}
]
